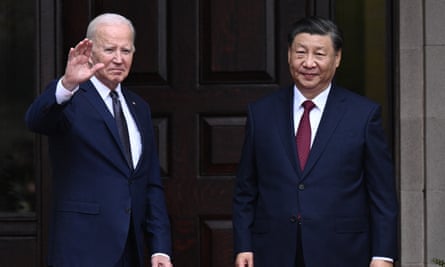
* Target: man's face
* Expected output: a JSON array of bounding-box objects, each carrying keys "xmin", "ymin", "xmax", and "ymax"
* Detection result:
[
  {"xmin": 288, "ymin": 33, "xmax": 341, "ymax": 97},
  {"xmin": 91, "ymin": 23, "xmax": 134, "ymax": 90}
]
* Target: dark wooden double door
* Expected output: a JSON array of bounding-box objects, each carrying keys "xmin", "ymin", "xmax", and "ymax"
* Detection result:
[{"xmin": 32, "ymin": 0, "xmax": 334, "ymax": 266}]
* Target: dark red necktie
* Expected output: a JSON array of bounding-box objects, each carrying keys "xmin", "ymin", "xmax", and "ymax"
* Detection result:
[{"xmin": 296, "ymin": 100, "xmax": 315, "ymax": 170}]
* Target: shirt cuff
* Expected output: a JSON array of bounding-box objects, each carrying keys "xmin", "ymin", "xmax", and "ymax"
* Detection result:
[
  {"xmin": 151, "ymin": 253, "xmax": 170, "ymax": 261},
  {"xmin": 372, "ymin": 256, "xmax": 393, "ymax": 262},
  {"xmin": 55, "ymin": 78, "xmax": 79, "ymax": 104}
]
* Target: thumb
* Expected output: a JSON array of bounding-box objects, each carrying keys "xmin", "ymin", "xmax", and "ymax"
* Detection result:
[{"xmin": 90, "ymin": 63, "xmax": 105, "ymax": 73}]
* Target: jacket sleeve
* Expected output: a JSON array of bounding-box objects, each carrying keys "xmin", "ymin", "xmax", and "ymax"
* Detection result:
[
  {"xmin": 232, "ymin": 104, "xmax": 258, "ymax": 255},
  {"xmin": 25, "ymin": 79, "xmax": 70, "ymax": 135},
  {"xmin": 364, "ymin": 105, "xmax": 399, "ymax": 260}
]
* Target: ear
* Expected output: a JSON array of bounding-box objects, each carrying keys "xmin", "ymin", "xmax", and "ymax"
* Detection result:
[
  {"xmin": 287, "ymin": 47, "xmax": 292, "ymax": 64},
  {"xmin": 335, "ymin": 49, "xmax": 342, "ymax": 67}
]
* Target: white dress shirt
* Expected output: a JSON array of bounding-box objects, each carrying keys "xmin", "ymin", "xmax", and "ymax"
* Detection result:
[{"xmin": 293, "ymin": 84, "xmax": 330, "ymax": 145}]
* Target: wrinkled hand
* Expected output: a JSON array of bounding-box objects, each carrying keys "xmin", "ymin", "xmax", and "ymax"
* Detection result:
[
  {"xmin": 62, "ymin": 38, "xmax": 104, "ymax": 90},
  {"xmin": 370, "ymin": 259, "xmax": 393, "ymax": 267},
  {"xmin": 235, "ymin": 252, "xmax": 253, "ymax": 267},
  {"xmin": 151, "ymin": 254, "xmax": 173, "ymax": 267}
]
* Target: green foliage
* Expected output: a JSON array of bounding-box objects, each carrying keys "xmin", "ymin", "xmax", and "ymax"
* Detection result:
[{"xmin": 432, "ymin": 258, "xmax": 445, "ymax": 267}]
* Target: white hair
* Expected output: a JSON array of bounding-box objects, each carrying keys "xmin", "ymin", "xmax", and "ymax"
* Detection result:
[{"xmin": 86, "ymin": 13, "xmax": 136, "ymax": 46}]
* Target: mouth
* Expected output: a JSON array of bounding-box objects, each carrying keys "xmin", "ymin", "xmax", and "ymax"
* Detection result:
[
  {"xmin": 109, "ymin": 69, "xmax": 125, "ymax": 74},
  {"xmin": 301, "ymin": 72, "xmax": 318, "ymax": 79}
]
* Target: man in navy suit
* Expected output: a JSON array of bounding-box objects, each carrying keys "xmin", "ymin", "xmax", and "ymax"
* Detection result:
[
  {"xmin": 26, "ymin": 13, "xmax": 172, "ymax": 267},
  {"xmin": 233, "ymin": 17, "xmax": 398, "ymax": 267}
]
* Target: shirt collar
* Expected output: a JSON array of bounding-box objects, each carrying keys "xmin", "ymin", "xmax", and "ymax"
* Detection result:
[
  {"xmin": 90, "ymin": 76, "xmax": 123, "ymax": 100},
  {"xmin": 294, "ymin": 84, "xmax": 331, "ymax": 111}
]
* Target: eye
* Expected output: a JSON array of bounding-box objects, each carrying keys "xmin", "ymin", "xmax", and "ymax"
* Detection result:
[
  {"xmin": 104, "ymin": 48, "xmax": 114, "ymax": 54},
  {"xmin": 121, "ymin": 49, "xmax": 132, "ymax": 55},
  {"xmin": 295, "ymin": 50, "xmax": 306, "ymax": 58}
]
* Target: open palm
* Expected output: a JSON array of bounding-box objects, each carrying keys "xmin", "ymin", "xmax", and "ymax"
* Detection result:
[{"xmin": 62, "ymin": 38, "xmax": 104, "ymax": 90}]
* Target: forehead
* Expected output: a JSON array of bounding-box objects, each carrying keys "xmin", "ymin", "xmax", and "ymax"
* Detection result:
[
  {"xmin": 95, "ymin": 23, "xmax": 134, "ymax": 45},
  {"xmin": 291, "ymin": 33, "xmax": 334, "ymax": 50}
]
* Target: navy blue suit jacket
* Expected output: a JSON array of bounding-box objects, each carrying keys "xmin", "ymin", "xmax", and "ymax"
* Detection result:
[
  {"xmin": 26, "ymin": 80, "xmax": 172, "ymax": 267},
  {"xmin": 233, "ymin": 85, "xmax": 398, "ymax": 267}
]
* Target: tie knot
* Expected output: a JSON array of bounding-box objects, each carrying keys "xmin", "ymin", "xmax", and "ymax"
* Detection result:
[
  {"xmin": 110, "ymin": 90, "xmax": 119, "ymax": 100},
  {"xmin": 302, "ymin": 100, "xmax": 315, "ymax": 111}
]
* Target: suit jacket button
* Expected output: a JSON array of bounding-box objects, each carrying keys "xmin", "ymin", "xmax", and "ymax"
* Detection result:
[
  {"xmin": 290, "ymin": 216, "xmax": 298, "ymax": 223},
  {"xmin": 298, "ymin": 184, "xmax": 305, "ymax": 190}
]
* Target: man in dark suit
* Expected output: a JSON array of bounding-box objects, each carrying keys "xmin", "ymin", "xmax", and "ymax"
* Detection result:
[
  {"xmin": 233, "ymin": 16, "xmax": 398, "ymax": 267},
  {"xmin": 26, "ymin": 13, "xmax": 172, "ymax": 267}
]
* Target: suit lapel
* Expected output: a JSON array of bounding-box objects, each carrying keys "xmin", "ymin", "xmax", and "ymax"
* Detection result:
[
  {"xmin": 121, "ymin": 89, "xmax": 144, "ymax": 171},
  {"xmin": 302, "ymin": 85, "xmax": 347, "ymax": 177},
  {"xmin": 80, "ymin": 81, "xmax": 132, "ymax": 171},
  {"xmin": 274, "ymin": 86, "xmax": 301, "ymax": 175}
]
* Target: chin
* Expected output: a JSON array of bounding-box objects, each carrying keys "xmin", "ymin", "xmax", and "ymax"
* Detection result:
[{"xmin": 108, "ymin": 76, "xmax": 125, "ymax": 82}]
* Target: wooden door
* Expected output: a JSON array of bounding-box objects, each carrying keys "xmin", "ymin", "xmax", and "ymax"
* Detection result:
[{"xmin": 53, "ymin": 0, "xmax": 333, "ymax": 266}]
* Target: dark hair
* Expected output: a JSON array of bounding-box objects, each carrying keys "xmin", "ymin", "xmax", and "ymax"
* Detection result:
[{"xmin": 287, "ymin": 16, "xmax": 343, "ymax": 52}]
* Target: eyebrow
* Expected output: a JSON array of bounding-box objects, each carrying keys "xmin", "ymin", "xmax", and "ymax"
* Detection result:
[{"xmin": 293, "ymin": 43, "xmax": 328, "ymax": 50}]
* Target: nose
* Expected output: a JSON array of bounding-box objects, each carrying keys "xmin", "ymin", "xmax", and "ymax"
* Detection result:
[
  {"xmin": 112, "ymin": 51, "xmax": 123, "ymax": 63},
  {"xmin": 303, "ymin": 54, "xmax": 315, "ymax": 68}
]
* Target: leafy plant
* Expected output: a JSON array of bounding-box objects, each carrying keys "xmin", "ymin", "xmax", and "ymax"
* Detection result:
[{"xmin": 432, "ymin": 258, "xmax": 445, "ymax": 267}]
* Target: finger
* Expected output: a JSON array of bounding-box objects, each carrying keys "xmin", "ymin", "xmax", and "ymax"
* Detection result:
[
  {"xmin": 67, "ymin": 47, "xmax": 75, "ymax": 60},
  {"xmin": 67, "ymin": 43, "xmax": 85, "ymax": 61},
  {"xmin": 82, "ymin": 39, "xmax": 94, "ymax": 57},
  {"xmin": 90, "ymin": 63, "xmax": 105, "ymax": 73},
  {"xmin": 73, "ymin": 39, "xmax": 92, "ymax": 56}
]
